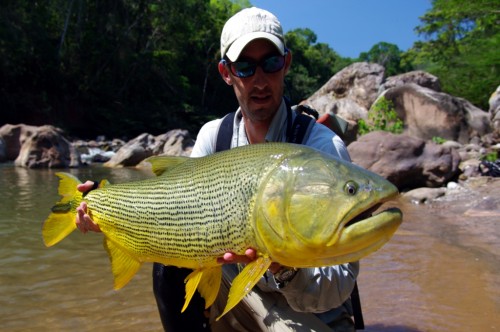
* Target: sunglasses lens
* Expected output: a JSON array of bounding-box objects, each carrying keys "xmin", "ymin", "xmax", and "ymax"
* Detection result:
[
  {"xmin": 231, "ymin": 62, "xmax": 255, "ymax": 78},
  {"xmin": 262, "ymin": 55, "xmax": 285, "ymax": 73},
  {"xmin": 229, "ymin": 54, "xmax": 286, "ymax": 78}
]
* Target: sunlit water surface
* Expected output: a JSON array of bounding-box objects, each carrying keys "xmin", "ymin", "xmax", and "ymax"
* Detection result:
[{"xmin": 0, "ymin": 164, "xmax": 498, "ymax": 331}]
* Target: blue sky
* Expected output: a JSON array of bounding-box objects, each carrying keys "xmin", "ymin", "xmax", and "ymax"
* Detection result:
[{"xmin": 251, "ymin": 0, "xmax": 432, "ymax": 58}]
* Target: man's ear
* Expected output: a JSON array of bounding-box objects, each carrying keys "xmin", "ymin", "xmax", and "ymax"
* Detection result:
[
  {"xmin": 218, "ymin": 60, "xmax": 233, "ymax": 85},
  {"xmin": 283, "ymin": 50, "xmax": 292, "ymax": 75}
]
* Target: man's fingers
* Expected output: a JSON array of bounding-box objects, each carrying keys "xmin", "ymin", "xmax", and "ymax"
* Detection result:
[
  {"xmin": 75, "ymin": 202, "xmax": 101, "ymax": 233},
  {"xmin": 216, "ymin": 248, "xmax": 257, "ymax": 265},
  {"xmin": 77, "ymin": 181, "xmax": 95, "ymax": 193},
  {"xmin": 223, "ymin": 252, "xmax": 236, "ymax": 262},
  {"xmin": 217, "ymin": 253, "xmax": 236, "ymax": 264},
  {"xmin": 245, "ymin": 248, "xmax": 257, "ymax": 261},
  {"xmin": 84, "ymin": 214, "xmax": 100, "ymax": 232},
  {"xmin": 268, "ymin": 262, "xmax": 282, "ymax": 274},
  {"xmin": 76, "ymin": 206, "xmax": 87, "ymax": 234}
]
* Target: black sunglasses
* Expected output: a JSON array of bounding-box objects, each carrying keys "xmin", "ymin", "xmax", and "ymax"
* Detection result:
[{"xmin": 222, "ymin": 51, "xmax": 288, "ymax": 78}]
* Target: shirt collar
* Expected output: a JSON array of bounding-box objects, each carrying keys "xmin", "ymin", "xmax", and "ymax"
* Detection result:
[{"xmin": 235, "ymin": 99, "xmax": 288, "ymax": 146}]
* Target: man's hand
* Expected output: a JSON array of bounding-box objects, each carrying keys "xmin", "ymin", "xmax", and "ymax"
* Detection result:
[
  {"xmin": 75, "ymin": 181, "xmax": 101, "ymax": 233},
  {"xmin": 216, "ymin": 248, "xmax": 257, "ymax": 264},
  {"xmin": 216, "ymin": 248, "xmax": 282, "ymax": 272}
]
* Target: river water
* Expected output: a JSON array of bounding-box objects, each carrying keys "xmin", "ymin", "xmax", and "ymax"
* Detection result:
[{"xmin": 0, "ymin": 163, "xmax": 498, "ymax": 331}]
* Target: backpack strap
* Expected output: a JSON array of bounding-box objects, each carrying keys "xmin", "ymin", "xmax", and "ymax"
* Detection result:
[
  {"xmin": 286, "ymin": 108, "xmax": 315, "ymax": 144},
  {"xmin": 292, "ymin": 104, "xmax": 319, "ymax": 120},
  {"xmin": 351, "ymin": 281, "xmax": 365, "ymax": 330},
  {"xmin": 286, "ymin": 100, "xmax": 315, "ymax": 144},
  {"xmin": 215, "ymin": 112, "xmax": 236, "ymax": 153},
  {"xmin": 215, "ymin": 105, "xmax": 315, "ymax": 152}
]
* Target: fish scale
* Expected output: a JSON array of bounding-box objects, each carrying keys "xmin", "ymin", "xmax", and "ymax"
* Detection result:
[
  {"xmin": 42, "ymin": 142, "xmax": 403, "ymax": 319},
  {"xmin": 84, "ymin": 147, "xmax": 269, "ymax": 264}
]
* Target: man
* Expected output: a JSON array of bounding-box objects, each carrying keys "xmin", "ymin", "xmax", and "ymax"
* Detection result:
[{"xmin": 76, "ymin": 7, "xmax": 358, "ymax": 332}]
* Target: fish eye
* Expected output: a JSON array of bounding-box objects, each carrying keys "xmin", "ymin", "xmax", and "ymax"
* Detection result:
[{"xmin": 344, "ymin": 181, "xmax": 358, "ymax": 196}]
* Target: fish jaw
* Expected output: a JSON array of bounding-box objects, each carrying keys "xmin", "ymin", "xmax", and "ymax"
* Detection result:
[
  {"xmin": 253, "ymin": 149, "xmax": 403, "ymax": 267},
  {"xmin": 328, "ymin": 207, "xmax": 403, "ymax": 262}
]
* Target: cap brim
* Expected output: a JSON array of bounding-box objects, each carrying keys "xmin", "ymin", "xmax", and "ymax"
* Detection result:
[{"xmin": 226, "ymin": 32, "xmax": 284, "ymax": 61}]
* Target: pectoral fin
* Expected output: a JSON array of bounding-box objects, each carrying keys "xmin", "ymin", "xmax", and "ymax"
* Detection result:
[
  {"xmin": 183, "ymin": 266, "xmax": 222, "ymax": 312},
  {"xmin": 103, "ymin": 237, "xmax": 142, "ymax": 290},
  {"xmin": 217, "ymin": 256, "xmax": 272, "ymax": 320}
]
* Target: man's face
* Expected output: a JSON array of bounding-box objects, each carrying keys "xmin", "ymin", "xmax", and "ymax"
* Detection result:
[{"xmin": 219, "ymin": 39, "xmax": 291, "ymax": 123}]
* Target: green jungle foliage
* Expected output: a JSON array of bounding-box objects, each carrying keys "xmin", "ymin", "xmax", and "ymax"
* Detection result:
[
  {"xmin": 482, "ymin": 151, "xmax": 498, "ymax": 162},
  {"xmin": 410, "ymin": 0, "xmax": 499, "ymax": 110},
  {"xmin": 359, "ymin": 42, "xmax": 414, "ymax": 77},
  {"xmin": 358, "ymin": 97, "xmax": 404, "ymax": 135},
  {"xmin": 432, "ymin": 136, "xmax": 447, "ymax": 145},
  {"xmin": 0, "ymin": 0, "xmax": 497, "ymax": 139}
]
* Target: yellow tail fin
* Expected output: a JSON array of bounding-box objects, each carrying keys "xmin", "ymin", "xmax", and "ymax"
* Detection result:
[{"xmin": 42, "ymin": 172, "xmax": 82, "ymax": 247}]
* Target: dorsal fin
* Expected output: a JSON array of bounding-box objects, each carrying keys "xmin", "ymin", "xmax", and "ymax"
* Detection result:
[
  {"xmin": 99, "ymin": 179, "xmax": 111, "ymax": 187},
  {"xmin": 145, "ymin": 156, "xmax": 190, "ymax": 176}
]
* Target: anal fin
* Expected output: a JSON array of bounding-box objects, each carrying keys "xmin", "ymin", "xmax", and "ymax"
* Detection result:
[
  {"xmin": 183, "ymin": 269, "xmax": 203, "ymax": 313},
  {"xmin": 183, "ymin": 266, "xmax": 222, "ymax": 312},
  {"xmin": 103, "ymin": 237, "xmax": 142, "ymax": 289},
  {"xmin": 197, "ymin": 267, "xmax": 222, "ymax": 309}
]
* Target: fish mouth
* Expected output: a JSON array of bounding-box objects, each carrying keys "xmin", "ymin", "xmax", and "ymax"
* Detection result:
[
  {"xmin": 344, "ymin": 203, "xmax": 383, "ymax": 228},
  {"xmin": 333, "ymin": 205, "xmax": 403, "ymax": 253},
  {"xmin": 310, "ymin": 204, "xmax": 402, "ymax": 266}
]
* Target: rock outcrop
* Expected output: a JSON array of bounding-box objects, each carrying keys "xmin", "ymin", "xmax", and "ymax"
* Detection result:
[
  {"xmin": 379, "ymin": 70, "xmax": 441, "ymax": 92},
  {"xmin": 0, "ymin": 124, "xmax": 79, "ymax": 168},
  {"xmin": 348, "ymin": 131, "xmax": 461, "ymax": 190},
  {"xmin": 489, "ymin": 85, "xmax": 500, "ymax": 134},
  {"xmin": 104, "ymin": 129, "xmax": 194, "ymax": 167},
  {"xmin": 380, "ymin": 84, "xmax": 491, "ymax": 143}
]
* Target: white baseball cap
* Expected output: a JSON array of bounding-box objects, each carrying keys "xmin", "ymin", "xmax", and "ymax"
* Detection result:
[{"xmin": 220, "ymin": 7, "xmax": 285, "ymax": 61}]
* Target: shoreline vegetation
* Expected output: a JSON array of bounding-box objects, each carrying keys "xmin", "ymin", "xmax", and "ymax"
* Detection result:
[{"xmin": 1, "ymin": 0, "xmax": 498, "ymax": 139}]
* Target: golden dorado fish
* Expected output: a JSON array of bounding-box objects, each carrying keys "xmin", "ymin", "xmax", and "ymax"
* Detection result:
[{"xmin": 42, "ymin": 142, "xmax": 402, "ymax": 319}]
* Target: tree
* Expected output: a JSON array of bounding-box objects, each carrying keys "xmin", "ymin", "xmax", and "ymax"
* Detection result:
[
  {"xmin": 0, "ymin": 0, "xmax": 248, "ymax": 138},
  {"xmin": 412, "ymin": 0, "xmax": 499, "ymax": 109},
  {"xmin": 0, "ymin": 1, "xmax": 67, "ymax": 126},
  {"xmin": 284, "ymin": 28, "xmax": 350, "ymax": 102},
  {"xmin": 358, "ymin": 42, "xmax": 413, "ymax": 76}
]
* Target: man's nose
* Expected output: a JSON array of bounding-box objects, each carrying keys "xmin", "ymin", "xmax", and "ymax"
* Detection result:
[{"xmin": 251, "ymin": 66, "xmax": 268, "ymax": 87}]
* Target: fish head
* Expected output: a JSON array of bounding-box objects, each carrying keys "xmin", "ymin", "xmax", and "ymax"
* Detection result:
[{"xmin": 254, "ymin": 148, "xmax": 402, "ymax": 267}]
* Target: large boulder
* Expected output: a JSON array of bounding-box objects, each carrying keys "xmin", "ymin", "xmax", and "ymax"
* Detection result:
[
  {"xmin": 104, "ymin": 129, "xmax": 194, "ymax": 167},
  {"xmin": 380, "ymin": 84, "xmax": 491, "ymax": 144},
  {"xmin": 304, "ymin": 62, "xmax": 385, "ymax": 145},
  {"xmin": 0, "ymin": 137, "xmax": 6, "ymax": 162},
  {"xmin": 104, "ymin": 133, "xmax": 156, "ymax": 167},
  {"xmin": 489, "ymin": 85, "xmax": 500, "ymax": 134},
  {"xmin": 13, "ymin": 125, "xmax": 78, "ymax": 168},
  {"xmin": 0, "ymin": 123, "xmax": 39, "ymax": 161},
  {"xmin": 309, "ymin": 98, "xmax": 367, "ymax": 146},
  {"xmin": 305, "ymin": 62, "xmax": 385, "ymax": 115},
  {"xmin": 158, "ymin": 129, "xmax": 194, "ymax": 156},
  {"xmin": 380, "ymin": 70, "xmax": 441, "ymax": 92},
  {"xmin": 348, "ymin": 131, "xmax": 461, "ymax": 190}
]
